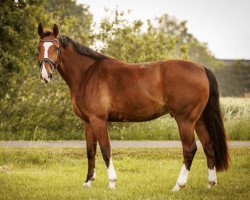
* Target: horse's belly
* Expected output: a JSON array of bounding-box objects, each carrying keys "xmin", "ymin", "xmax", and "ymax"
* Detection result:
[{"xmin": 108, "ymin": 104, "xmax": 169, "ymax": 122}]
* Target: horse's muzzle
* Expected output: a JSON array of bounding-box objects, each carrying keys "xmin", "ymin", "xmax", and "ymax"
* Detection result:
[{"xmin": 40, "ymin": 74, "xmax": 52, "ymax": 83}]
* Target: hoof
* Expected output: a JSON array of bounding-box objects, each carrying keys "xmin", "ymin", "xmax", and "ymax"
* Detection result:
[
  {"xmin": 108, "ymin": 180, "xmax": 116, "ymax": 189},
  {"xmin": 207, "ymin": 181, "xmax": 217, "ymax": 189},
  {"xmin": 82, "ymin": 181, "xmax": 92, "ymax": 188},
  {"xmin": 171, "ymin": 184, "xmax": 185, "ymax": 192}
]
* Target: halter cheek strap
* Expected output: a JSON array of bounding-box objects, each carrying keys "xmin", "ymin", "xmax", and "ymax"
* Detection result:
[{"xmin": 39, "ymin": 39, "xmax": 61, "ymax": 71}]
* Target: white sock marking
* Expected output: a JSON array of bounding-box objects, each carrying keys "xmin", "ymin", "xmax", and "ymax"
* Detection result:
[
  {"xmin": 172, "ymin": 164, "xmax": 189, "ymax": 192},
  {"xmin": 107, "ymin": 158, "xmax": 117, "ymax": 189},
  {"xmin": 176, "ymin": 164, "xmax": 189, "ymax": 185},
  {"xmin": 208, "ymin": 167, "xmax": 217, "ymax": 188},
  {"xmin": 107, "ymin": 159, "xmax": 117, "ymax": 180},
  {"xmin": 82, "ymin": 181, "xmax": 92, "ymax": 188},
  {"xmin": 82, "ymin": 168, "xmax": 96, "ymax": 188}
]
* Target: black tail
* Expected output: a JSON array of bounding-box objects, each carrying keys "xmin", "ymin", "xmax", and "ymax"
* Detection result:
[{"xmin": 203, "ymin": 67, "xmax": 229, "ymax": 171}]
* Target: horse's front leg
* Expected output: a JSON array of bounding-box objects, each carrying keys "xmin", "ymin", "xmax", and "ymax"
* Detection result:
[
  {"xmin": 89, "ymin": 116, "xmax": 117, "ymax": 189},
  {"xmin": 83, "ymin": 122, "xmax": 97, "ymax": 188}
]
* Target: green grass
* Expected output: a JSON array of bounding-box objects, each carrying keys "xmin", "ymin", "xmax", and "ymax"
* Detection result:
[
  {"xmin": 0, "ymin": 147, "xmax": 249, "ymax": 199},
  {"xmin": 221, "ymin": 98, "xmax": 250, "ymax": 140}
]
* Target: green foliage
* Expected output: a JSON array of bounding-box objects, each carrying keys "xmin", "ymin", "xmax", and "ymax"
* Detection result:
[
  {"xmin": 0, "ymin": 147, "xmax": 249, "ymax": 199},
  {"xmin": 0, "ymin": 76, "xmax": 83, "ymax": 140},
  {"xmin": 96, "ymin": 10, "xmax": 181, "ymax": 63},
  {"xmin": 109, "ymin": 117, "xmax": 179, "ymax": 140},
  {"xmin": 44, "ymin": 0, "xmax": 93, "ymax": 44},
  {"xmin": 0, "ymin": 0, "xmax": 47, "ymax": 99}
]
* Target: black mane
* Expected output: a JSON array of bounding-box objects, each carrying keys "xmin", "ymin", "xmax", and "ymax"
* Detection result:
[
  {"xmin": 40, "ymin": 31, "xmax": 107, "ymax": 60},
  {"xmin": 58, "ymin": 35, "xmax": 108, "ymax": 60}
]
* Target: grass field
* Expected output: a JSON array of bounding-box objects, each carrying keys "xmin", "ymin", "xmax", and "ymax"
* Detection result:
[{"xmin": 0, "ymin": 147, "xmax": 249, "ymax": 200}]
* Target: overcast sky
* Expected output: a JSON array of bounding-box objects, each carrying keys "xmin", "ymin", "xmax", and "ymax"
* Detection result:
[{"xmin": 77, "ymin": 0, "xmax": 250, "ymax": 59}]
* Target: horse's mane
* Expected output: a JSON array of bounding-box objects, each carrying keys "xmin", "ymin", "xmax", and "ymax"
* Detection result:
[
  {"xmin": 58, "ymin": 35, "xmax": 108, "ymax": 60},
  {"xmin": 41, "ymin": 31, "xmax": 107, "ymax": 60}
]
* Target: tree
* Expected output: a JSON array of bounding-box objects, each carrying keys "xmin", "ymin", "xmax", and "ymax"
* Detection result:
[
  {"xmin": 96, "ymin": 10, "xmax": 183, "ymax": 63},
  {"xmin": 0, "ymin": 0, "xmax": 49, "ymax": 99},
  {"xmin": 215, "ymin": 61, "xmax": 250, "ymax": 96},
  {"xmin": 44, "ymin": 0, "xmax": 93, "ymax": 45}
]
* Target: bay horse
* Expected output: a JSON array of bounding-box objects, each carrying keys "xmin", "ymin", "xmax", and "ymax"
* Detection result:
[{"xmin": 37, "ymin": 23, "xmax": 229, "ymax": 191}]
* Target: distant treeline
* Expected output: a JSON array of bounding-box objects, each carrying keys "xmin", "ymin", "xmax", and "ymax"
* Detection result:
[{"xmin": 215, "ymin": 60, "xmax": 250, "ymax": 97}]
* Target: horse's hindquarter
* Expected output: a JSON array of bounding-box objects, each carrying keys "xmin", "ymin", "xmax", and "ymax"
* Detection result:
[{"xmin": 161, "ymin": 60, "xmax": 209, "ymax": 119}]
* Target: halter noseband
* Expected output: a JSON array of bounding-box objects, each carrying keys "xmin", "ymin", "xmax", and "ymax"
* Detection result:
[{"xmin": 39, "ymin": 39, "xmax": 61, "ymax": 71}]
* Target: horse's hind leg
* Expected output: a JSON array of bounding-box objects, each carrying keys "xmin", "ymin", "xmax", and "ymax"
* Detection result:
[
  {"xmin": 195, "ymin": 117, "xmax": 217, "ymax": 188},
  {"xmin": 89, "ymin": 116, "xmax": 117, "ymax": 189},
  {"xmin": 83, "ymin": 122, "xmax": 97, "ymax": 188},
  {"xmin": 172, "ymin": 119, "xmax": 197, "ymax": 192}
]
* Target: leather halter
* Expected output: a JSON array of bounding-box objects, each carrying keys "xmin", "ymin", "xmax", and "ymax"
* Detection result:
[{"xmin": 39, "ymin": 38, "xmax": 60, "ymax": 71}]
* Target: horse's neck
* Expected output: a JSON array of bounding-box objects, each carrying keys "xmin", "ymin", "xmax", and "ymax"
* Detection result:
[{"xmin": 57, "ymin": 48, "xmax": 96, "ymax": 92}]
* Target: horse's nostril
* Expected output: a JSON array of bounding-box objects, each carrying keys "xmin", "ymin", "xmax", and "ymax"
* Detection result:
[{"xmin": 48, "ymin": 73, "xmax": 53, "ymax": 79}]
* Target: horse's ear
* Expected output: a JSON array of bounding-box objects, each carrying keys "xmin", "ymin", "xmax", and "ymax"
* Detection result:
[
  {"xmin": 38, "ymin": 23, "xmax": 44, "ymax": 37},
  {"xmin": 52, "ymin": 24, "xmax": 59, "ymax": 37}
]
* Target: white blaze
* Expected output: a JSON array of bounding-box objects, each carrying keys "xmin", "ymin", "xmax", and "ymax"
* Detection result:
[
  {"xmin": 41, "ymin": 42, "xmax": 53, "ymax": 81},
  {"xmin": 43, "ymin": 42, "xmax": 53, "ymax": 58}
]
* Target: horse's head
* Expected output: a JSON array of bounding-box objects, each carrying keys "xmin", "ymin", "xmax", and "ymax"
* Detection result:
[{"xmin": 37, "ymin": 23, "xmax": 60, "ymax": 83}]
